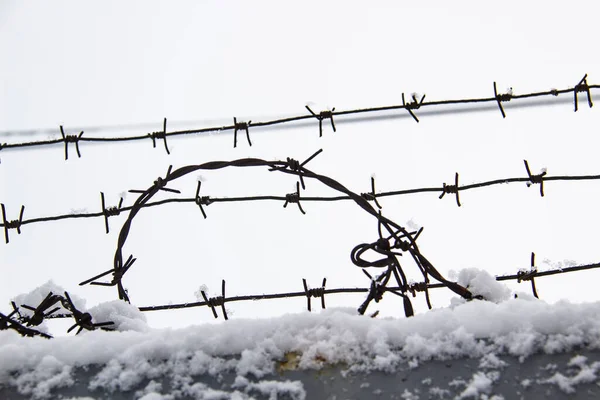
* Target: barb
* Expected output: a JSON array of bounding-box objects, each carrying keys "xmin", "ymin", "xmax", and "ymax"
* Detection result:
[
  {"xmin": 4, "ymin": 77, "xmax": 596, "ymax": 156},
  {"xmin": 439, "ymin": 172, "xmax": 461, "ymax": 207},
  {"xmin": 402, "ymin": 93, "xmax": 426, "ymax": 122},
  {"xmin": 1, "ymin": 203, "xmax": 24, "ymax": 244},
  {"xmin": 305, "ymin": 106, "xmax": 336, "ymax": 137},
  {"xmin": 283, "ymin": 181, "xmax": 305, "ymax": 214},
  {"xmin": 200, "ymin": 280, "xmax": 228, "ymax": 320},
  {"xmin": 5, "ymin": 161, "xmax": 600, "ymax": 234},
  {"xmin": 60, "ymin": 126, "xmax": 84, "ymax": 160},
  {"xmin": 574, "ymin": 74, "xmax": 593, "ymax": 112},
  {"xmin": 194, "ymin": 181, "xmax": 211, "ymax": 219},
  {"xmin": 361, "ymin": 176, "xmax": 383, "ymax": 209},
  {"xmin": 101, "ymin": 192, "xmax": 124, "ymax": 234},
  {"xmin": 233, "ymin": 117, "xmax": 252, "ymax": 148},
  {"xmin": 303, "ymin": 278, "xmax": 327, "ymax": 312},
  {"xmin": 524, "ymin": 160, "xmax": 546, "ymax": 197},
  {"xmin": 493, "ymin": 82, "xmax": 512, "ymax": 118},
  {"xmin": 147, "ymin": 117, "xmax": 170, "ymax": 155},
  {"xmin": 516, "ymin": 252, "xmax": 539, "ymax": 299}
]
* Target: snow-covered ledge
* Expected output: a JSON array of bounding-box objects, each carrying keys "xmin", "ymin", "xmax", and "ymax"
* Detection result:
[{"xmin": 3, "ymin": 270, "xmax": 600, "ymax": 399}]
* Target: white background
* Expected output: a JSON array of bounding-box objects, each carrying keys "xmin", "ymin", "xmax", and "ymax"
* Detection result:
[{"xmin": 1, "ymin": 1, "xmax": 599, "ymax": 335}]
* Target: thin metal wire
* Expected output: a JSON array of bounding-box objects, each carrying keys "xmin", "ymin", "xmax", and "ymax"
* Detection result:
[
  {"xmin": 8, "ymin": 260, "xmax": 600, "ymax": 339},
  {"xmin": 1, "ymin": 77, "xmax": 596, "ymax": 155},
  {"xmin": 2, "ymin": 166, "xmax": 599, "ymax": 235}
]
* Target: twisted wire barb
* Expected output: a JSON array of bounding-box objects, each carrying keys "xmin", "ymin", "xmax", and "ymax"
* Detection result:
[{"xmin": 1, "ymin": 76, "xmax": 596, "ymax": 156}]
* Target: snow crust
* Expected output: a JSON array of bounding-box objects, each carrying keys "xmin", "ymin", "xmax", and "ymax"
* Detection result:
[{"xmin": 4, "ymin": 272, "xmax": 600, "ymax": 398}]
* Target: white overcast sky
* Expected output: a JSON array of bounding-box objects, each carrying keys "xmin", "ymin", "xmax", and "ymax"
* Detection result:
[{"xmin": 1, "ymin": 1, "xmax": 600, "ymax": 335}]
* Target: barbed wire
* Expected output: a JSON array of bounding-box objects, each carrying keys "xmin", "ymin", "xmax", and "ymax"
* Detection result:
[
  {"xmin": 1, "ymin": 291, "xmax": 114, "ymax": 339},
  {"xmin": 0, "ymin": 75, "xmax": 595, "ymax": 159},
  {"xmin": 72, "ymin": 150, "xmax": 473, "ymax": 311},
  {"xmin": 3, "ymin": 150, "xmax": 600, "ymax": 339},
  {"xmin": 4, "ymin": 258, "xmax": 598, "ymax": 339},
  {"xmin": 2, "ymin": 156, "xmax": 599, "ymax": 242}
]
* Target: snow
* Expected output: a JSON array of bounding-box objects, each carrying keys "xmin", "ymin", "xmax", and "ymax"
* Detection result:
[
  {"xmin": 455, "ymin": 371, "xmax": 498, "ymax": 399},
  {"xmin": 11, "ymin": 281, "xmax": 87, "ymax": 320},
  {"xmin": 542, "ymin": 355, "xmax": 600, "ymax": 394},
  {"xmin": 448, "ymin": 268, "xmax": 510, "ymax": 303},
  {"xmin": 4, "ymin": 275, "xmax": 600, "ymax": 398},
  {"xmin": 88, "ymin": 300, "xmax": 149, "ymax": 333}
]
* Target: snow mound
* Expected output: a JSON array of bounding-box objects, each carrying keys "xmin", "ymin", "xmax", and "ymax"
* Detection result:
[
  {"xmin": 88, "ymin": 300, "xmax": 150, "ymax": 333},
  {"xmin": 11, "ymin": 281, "xmax": 87, "ymax": 317},
  {"xmin": 451, "ymin": 268, "xmax": 511, "ymax": 303}
]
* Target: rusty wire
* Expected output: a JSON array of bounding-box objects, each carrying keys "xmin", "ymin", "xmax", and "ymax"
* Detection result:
[
  {"xmin": 1, "ymin": 291, "xmax": 114, "ymax": 339},
  {"xmin": 0, "ymin": 75, "xmax": 596, "ymax": 157},
  {"xmin": 70, "ymin": 150, "xmax": 472, "ymax": 312}
]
